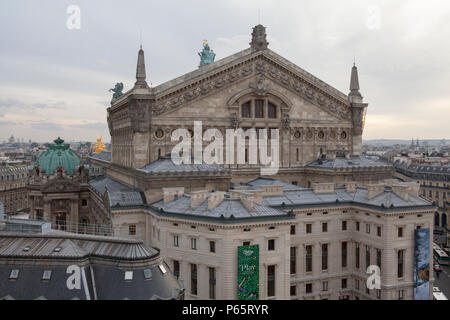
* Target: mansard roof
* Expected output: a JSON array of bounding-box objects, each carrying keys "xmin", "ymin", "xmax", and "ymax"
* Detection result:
[{"xmin": 89, "ymin": 151, "xmax": 111, "ymax": 163}]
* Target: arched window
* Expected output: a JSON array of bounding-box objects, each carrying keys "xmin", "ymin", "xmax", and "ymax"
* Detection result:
[
  {"xmin": 255, "ymin": 99, "xmax": 264, "ymax": 118},
  {"xmin": 268, "ymin": 102, "xmax": 277, "ymax": 118}
]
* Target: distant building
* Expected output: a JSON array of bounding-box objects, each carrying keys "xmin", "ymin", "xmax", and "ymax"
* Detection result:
[{"xmin": 0, "ymin": 164, "xmax": 29, "ymax": 215}]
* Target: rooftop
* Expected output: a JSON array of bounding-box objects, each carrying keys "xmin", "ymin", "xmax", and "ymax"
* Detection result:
[
  {"xmin": 137, "ymin": 156, "xmax": 230, "ymax": 175},
  {"xmin": 307, "ymin": 156, "xmax": 392, "ymax": 169},
  {"xmin": 89, "ymin": 176, "xmax": 146, "ymax": 208}
]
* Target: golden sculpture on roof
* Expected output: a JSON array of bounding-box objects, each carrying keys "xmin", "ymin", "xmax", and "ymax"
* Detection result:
[{"xmin": 93, "ymin": 136, "xmax": 106, "ymax": 154}]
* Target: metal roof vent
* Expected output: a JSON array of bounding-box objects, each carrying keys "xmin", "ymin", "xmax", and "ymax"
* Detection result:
[{"xmin": 23, "ymin": 246, "xmax": 30, "ymax": 252}]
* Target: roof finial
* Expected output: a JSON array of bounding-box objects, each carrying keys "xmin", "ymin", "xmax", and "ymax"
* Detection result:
[
  {"xmin": 135, "ymin": 44, "xmax": 148, "ymax": 88},
  {"xmin": 250, "ymin": 24, "xmax": 269, "ymax": 51},
  {"xmin": 349, "ymin": 62, "xmax": 361, "ymax": 98}
]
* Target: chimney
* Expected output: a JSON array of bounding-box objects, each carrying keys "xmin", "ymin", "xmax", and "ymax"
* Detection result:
[
  {"xmin": 392, "ymin": 184, "xmax": 409, "ymax": 201},
  {"xmin": 345, "ymin": 182, "xmax": 357, "ymax": 193},
  {"xmin": 208, "ymin": 191, "xmax": 225, "ymax": 210},
  {"xmin": 163, "ymin": 187, "xmax": 184, "ymax": 203},
  {"xmin": 367, "ymin": 184, "xmax": 384, "ymax": 199},
  {"xmin": 312, "ymin": 182, "xmax": 335, "ymax": 194},
  {"xmin": 248, "ymin": 189, "xmax": 263, "ymax": 205},
  {"xmin": 190, "ymin": 190, "xmax": 208, "ymax": 208}
]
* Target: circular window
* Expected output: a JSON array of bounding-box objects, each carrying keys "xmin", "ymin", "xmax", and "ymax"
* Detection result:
[
  {"xmin": 318, "ymin": 131, "xmax": 325, "ymax": 139},
  {"xmin": 155, "ymin": 129, "xmax": 164, "ymax": 139},
  {"xmin": 340, "ymin": 131, "xmax": 347, "ymax": 140},
  {"xmin": 294, "ymin": 131, "xmax": 301, "ymax": 139}
]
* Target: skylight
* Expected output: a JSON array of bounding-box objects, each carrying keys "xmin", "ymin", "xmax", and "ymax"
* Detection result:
[
  {"xmin": 42, "ymin": 270, "xmax": 52, "ymax": 280},
  {"xmin": 143, "ymin": 269, "xmax": 152, "ymax": 280},
  {"xmin": 124, "ymin": 271, "xmax": 133, "ymax": 281},
  {"xmin": 158, "ymin": 264, "xmax": 167, "ymax": 275},
  {"xmin": 9, "ymin": 269, "xmax": 19, "ymax": 280}
]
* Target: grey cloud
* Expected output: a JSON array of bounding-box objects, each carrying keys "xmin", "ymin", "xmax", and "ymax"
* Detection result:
[
  {"xmin": 0, "ymin": 120, "xmax": 18, "ymax": 126},
  {"xmin": 0, "ymin": 98, "xmax": 66, "ymax": 111},
  {"xmin": 69, "ymin": 122, "xmax": 107, "ymax": 130},
  {"xmin": 29, "ymin": 121, "xmax": 63, "ymax": 131}
]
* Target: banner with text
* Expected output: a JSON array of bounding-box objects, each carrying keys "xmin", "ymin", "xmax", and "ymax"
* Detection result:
[
  {"xmin": 237, "ymin": 244, "xmax": 259, "ymax": 300},
  {"xmin": 414, "ymin": 228, "xmax": 430, "ymax": 300}
]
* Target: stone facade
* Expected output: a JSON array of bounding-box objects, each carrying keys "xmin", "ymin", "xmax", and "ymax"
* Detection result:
[
  {"xmin": 0, "ymin": 165, "xmax": 29, "ymax": 215},
  {"xmin": 105, "ymin": 25, "xmax": 385, "ymax": 186}
]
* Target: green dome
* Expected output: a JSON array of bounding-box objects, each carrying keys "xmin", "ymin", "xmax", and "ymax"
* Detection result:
[{"xmin": 36, "ymin": 137, "xmax": 81, "ymax": 175}]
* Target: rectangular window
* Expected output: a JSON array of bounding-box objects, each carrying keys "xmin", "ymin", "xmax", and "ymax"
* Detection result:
[
  {"xmin": 376, "ymin": 249, "xmax": 382, "ymax": 269},
  {"xmin": 355, "ymin": 279, "xmax": 359, "ymax": 290},
  {"xmin": 322, "ymin": 222, "xmax": 328, "ymax": 232},
  {"xmin": 173, "ymin": 260, "xmax": 180, "ymax": 279},
  {"xmin": 268, "ymin": 102, "xmax": 277, "ymax": 118},
  {"xmin": 268, "ymin": 239, "xmax": 275, "ymax": 251},
  {"xmin": 398, "ymin": 250, "xmax": 404, "ymax": 278},
  {"xmin": 306, "ymin": 283, "xmax": 313, "ymax": 294},
  {"xmin": 191, "ymin": 238, "xmax": 197, "ymax": 250},
  {"xmin": 81, "ymin": 199, "xmax": 87, "ymax": 206},
  {"xmin": 322, "ymin": 243, "xmax": 328, "ymax": 271},
  {"xmin": 267, "ymin": 265, "xmax": 276, "ymax": 297},
  {"xmin": 143, "ymin": 268, "xmax": 152, "ymax": 280},
  {"xmin": 398, "ymin": 227, "xmax": 403, "ymax": 238},
  {"xmin": 398, "ymin": 290, "xmax": 404, "ymax": 300},
  {"xmin": 173, "ymin": 235, "xmax": 179, "ymax": 247},
  {"xmin": 241, "ymin": 101, "xmax": 251, "ymax": 118},
  {"xmin": 243, "ymin": 241, "xmax": 250, "ymax": 246},
  {"xmin": 129, "ymin": 224, "xmax": 136, "ymax": 236},
  {"xmin": 306, "ymin": 224, "xmax": 312, "ymax": 234},
  {"xmin": 290, "ymin": 247, "xmax": 297, "ymax": 275},
  {"xmin": 290, "ymin": 285, "xmax": 297, "ymax": 296},
  {"xmin": 305, "ymin": 245, "xmax": 313, "ymax": 272},
  {"xmin": 377, "ymin": 226, "xmax": 382, "ymax": 237},
  {"xmin": 296, "ymin": 148, "xmax": 300, "ymax": 161},
  {"xmin": 209, "ymin": 267, "xmax": 216, "ymax": 299},
  {"xmin": 342, "ymin": 242, "xmax": 348, "ymax": 268},
  {"xmin": 356, "ymin": 221, "xmax": 360, "ymax": 231},
  {"xmin": 376, "ymin": 289, "xmax": 381, "ymax": 299},
  {"xmin": 322, "ymin": 281, "xmax": 328, "ymax": 291},
  {"xmin": 355, "ymin": 242, "xmax": 360, "ymax": 269},
  {"xmin": 366, "ymin": 246, "xmax": 371, "ymax": 270},
  {"xmin": 209, "ymin": 241, "xmax": 215, "ymax": 253},
  {"xmin": 290, "ymin": 225, "xmax": 296, "ymax": 235},
  {"xmin": 255, "ymin": 99, "xmax": 264, "ymax": 118},
  {"xmin": 366, "ymin": 223, "xmax": 370, "ymax": 234},
  {"xmin": 190, "ymin": 264, "xmax": 198, "ymax": 295},
  {"xmin": 342, "ymin": 278, "xmax": 347, "ymax": 289},
  {"xmin": 342, "ymin": 220, "xmax": 347, "ymax": 231}
]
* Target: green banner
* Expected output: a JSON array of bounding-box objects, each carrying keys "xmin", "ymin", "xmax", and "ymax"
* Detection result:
[{"xmin": 237, "ymin": 244, "xmax": 259, "ymax": 300}]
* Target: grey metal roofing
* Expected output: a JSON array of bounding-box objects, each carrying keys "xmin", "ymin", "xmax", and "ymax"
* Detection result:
[
  {"xmin": 89, "ymin": 176, "xmax": 146, "ymax": 208},
  {"xmin": 0, "ymin": 232, "xmax": 182, "ymax": 300},
  {"xmin": 0, "ymin": 230, "xmax": 158, "ymax": 260},
  {"xmin": 307, "ymin": 156, "xmax": 392, "ymax": 169},
  {"xmin": 260, "ymin": 187, "xmax": 432, "ymax": 209},
  {"xmin": 89, "ymin": 151, "xmax": 111, "ymax": 163},
  {"xmin": 244, "ymin": 177, "xmax": 305, "ymax": 191},
  {"xmin": 137, "ymin": 156, "xmax": 230, "ymax": 174},
  {"xmin": 152, "ymin": 195, "xmax": 289, "ymax": 220}
]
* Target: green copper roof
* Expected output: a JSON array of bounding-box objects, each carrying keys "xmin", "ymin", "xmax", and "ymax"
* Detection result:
[{"xmin": 35, "ymin": 137, "xmax": 81, "ymax": 175}]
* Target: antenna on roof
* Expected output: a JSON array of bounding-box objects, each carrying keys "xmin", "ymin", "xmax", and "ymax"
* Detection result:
[
  {"xmin": 353, "ymin": 47, "xmax": 356, "ymax": 66},
  {"xmin": 139, "ymin": 28, "xmax": 142, "ymax": 49},
  {"xmin": 258, "ymin": 8, "xmax": 261, "ymax": 24}
]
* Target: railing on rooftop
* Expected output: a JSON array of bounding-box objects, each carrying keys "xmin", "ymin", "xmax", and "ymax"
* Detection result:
[{"xmin": 50, "ymin": 219, "xmax": 114, "ymax": 237}]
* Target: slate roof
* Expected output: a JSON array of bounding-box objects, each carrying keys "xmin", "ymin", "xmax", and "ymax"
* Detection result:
[
  {"xmin": 89, "ymin": 151, "xmax": 111, "ymax": 163},
  {"xmin": 151, "ymin": 195, "xmax": 290, "ymax": 221},
  {"xmin": 0, "ymin": 202, "xmax": 4, "ymax": 220},
  {"xmin": 261, "ymin": 187, "xmax": 432, "ymax": 209},
  {"xmin": 138, "ymin": 156, "xmax": 229, "ymax": 175},
  {"xmin": 394, "ymin": 161, "xmax": 450, "ymax": 181},
  {"xmin": 89, "ymin": 176, "xmax": 146, "ymax": 208},
  {"xmin": 307, "ymin": 156, "xmax": 392, "ymax": 169}
]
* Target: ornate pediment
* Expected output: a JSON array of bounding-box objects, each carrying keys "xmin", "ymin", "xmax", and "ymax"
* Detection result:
[{"xmin": 151, "ymin": 52, "xmax": 351, "ymax": 120}]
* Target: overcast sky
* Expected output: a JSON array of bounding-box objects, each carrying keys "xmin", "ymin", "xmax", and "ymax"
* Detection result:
[{"xmin": 1, "ymin": 0, "xmax": 449, "ymax": 143}]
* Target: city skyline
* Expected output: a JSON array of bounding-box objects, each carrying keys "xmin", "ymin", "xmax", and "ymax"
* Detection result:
[{"xmin": 1, "ymin": 0, "xmax": 450, "ymax": 142}]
